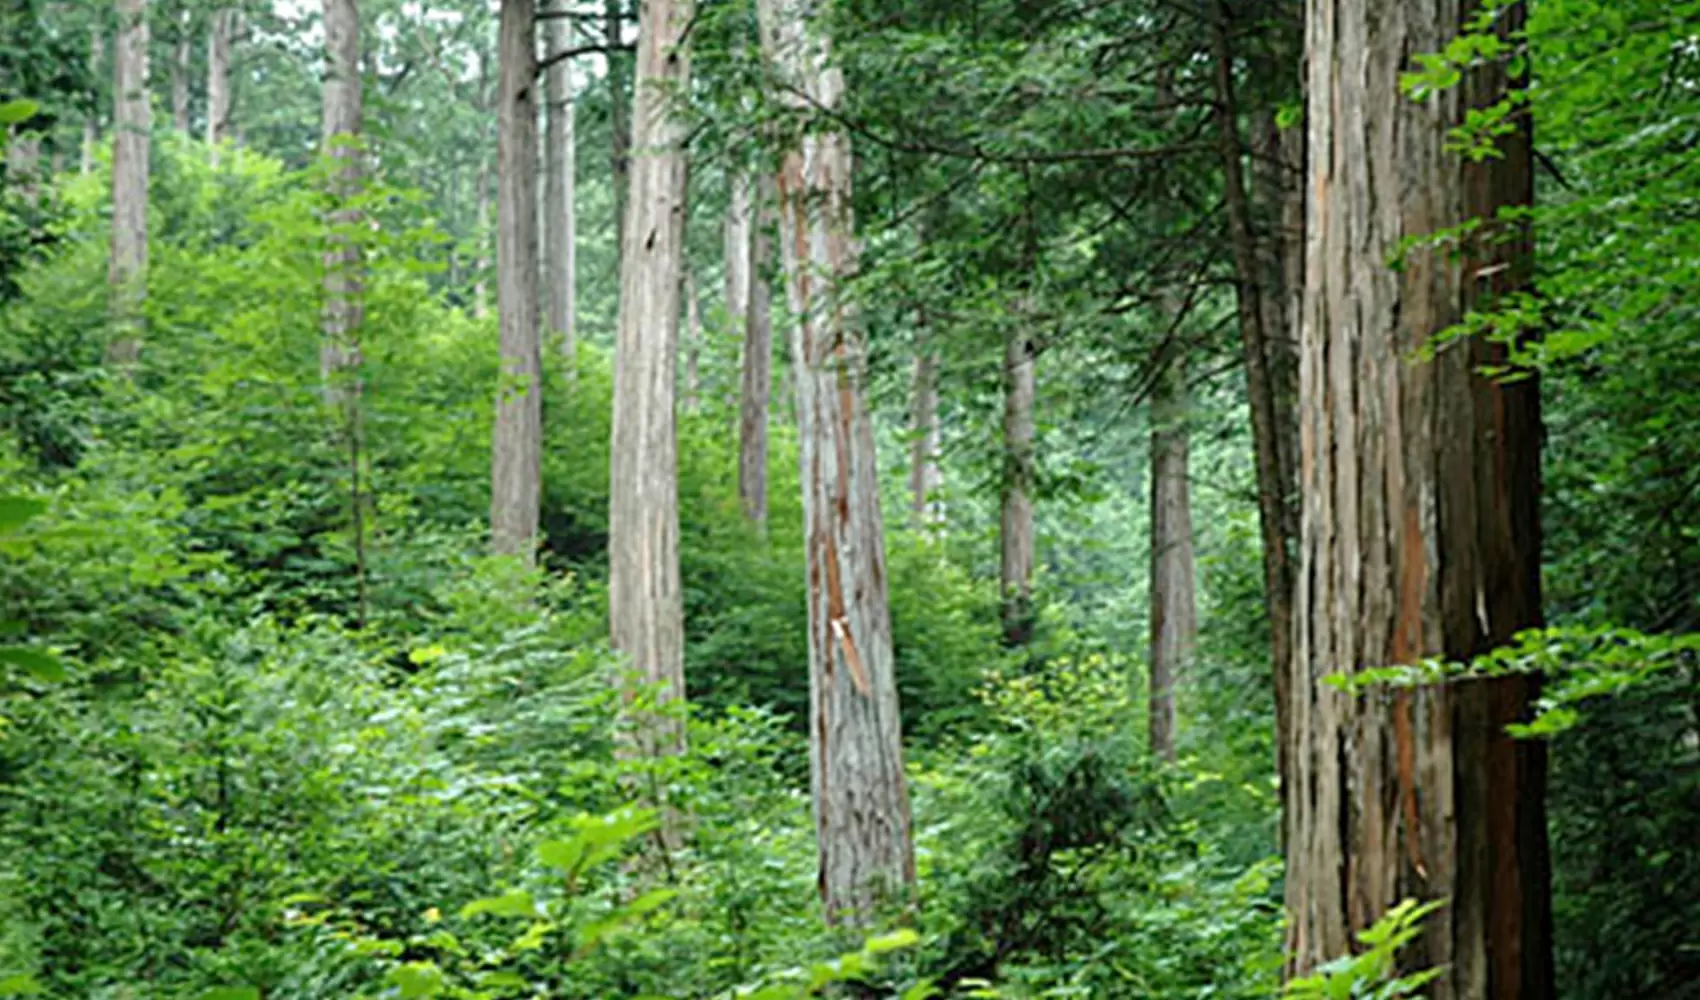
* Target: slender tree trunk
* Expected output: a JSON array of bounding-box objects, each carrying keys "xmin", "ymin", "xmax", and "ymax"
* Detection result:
[
  {"xmin": 605, "ymin": 0, "xmax": 629, "ymax": 256},
  {"xmin": 490, "ymin": 0, "xmax": 542, "ymax": 562},
  {"xmin": 724, "ymin": 169, "xmax": 752, "ymax": 328},
  {"xmin": 1284, "ymin": 1, "xmax": 1552, "ymax": 996},
  {"xmin": 83, "ymin": 21, "xmax": 102, "ymax": 175},
  {"xmin": 105, "ymin": 0, "xmax": 149, "ymax": 369},
  {"xmin": 206, "ymin": 8, "xmax": 234, "ymax": 163},
  {"xmin": 609, "ymin": 0, "xmax": 691, "ymax": 834},
  {"xmin": 907, "ymin": 331, "xmax": 941, "ymax": 532},
  {"xmin": 171, "ymin": 7, "xmax": 191, "ymax": 135},
  {"xmin": 1146, "ymin": 352, "xmax": 1195, "ymax": 762},
  {"xmin": 473, "ymin": 155, "xmax": 490, "ymax": 319},
  {"xmin": 1000, "ymin": 324, "xmax": 1036, "ymax": 646},
  {"xmin": 759, "ymin": 0, "xmax": 914, "ymax": 925},
  {"xmin": 683, "ymin": 269, "xmax": 702, "ymax": 410},
  {"xmin": 1204, "ymin": 0, "xmax": 1297, "ymax": 774},
  {"xmin": 737, "ymin": 172, "xmax": 774, "ymax": 527},
  {"xmin": 545, "ymin": 11, "xmax": 576, "ymax": 375}
]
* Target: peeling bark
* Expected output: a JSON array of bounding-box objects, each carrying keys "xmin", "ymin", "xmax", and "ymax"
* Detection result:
[
  {"xmin": 758, "ymin": 0, "xmax": 914, "ymax": 924},
  {"xmin": 105, "ymin": 0, "xmax": 149, "ymax": 368},
  {"xmin": 1284, "ymin": 1, "xmax": 1552, "ymax": 995}
]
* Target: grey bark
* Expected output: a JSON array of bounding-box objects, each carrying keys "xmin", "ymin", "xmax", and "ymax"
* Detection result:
[
  {"xmin": 605, "ymin": 0, "xmax": 629, "ymax": 256},
  {"xmin": 171, "ymin": 7, "xmax": 191, "ymax": 135},
  {"xmin": 544, "ymin": 11, "xmax": 577, "ymax": 375},
  {"xmin": 1284, "ymin": 0, "xmax": 1552, "ymax": 996},
  {"xmin": 320, "ymin": 0, "xmax": 364, "ymax": 389},
  {"xmin": 723, "ymin": 169, "xmax": 752, "ymax": 328},
  {"xmin": 1146, "ymin": 353, "xmax": 1195, "ymax": 762},
  {"xmin": 683, "ymin": 269, "xmax": 702, "ymax": 411},
  {"xmin": 737, "ymin": 171, "xmax": 775, "ymax": 527},
  {"xmin": 105, "ymin": 0, "xmax": 149, "ymax": 368},
  {"xmin": 1000, "ymin": 324, "xmax": 1036, "ymax": 646},
  {"xmin": 206, "ymin": 8, "xmax": 235, "ymax": 162},
  {"xmin": 490, "ymin": 0, "xmax": 542, "ymax": 563},
  {"xmin": 906, "ymin": 336, "xmax": 941, "ymax": 532},
  {"xmin": 759, "ymin": 0, "xmax": 914, "ymax": 925}
]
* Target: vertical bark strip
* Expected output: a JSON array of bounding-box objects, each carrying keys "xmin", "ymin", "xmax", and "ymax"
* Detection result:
[
  {"xmin": 545, "ymin": 10, "xmax": 577, "ymax": 373},
  {"xmin": 683, "ymin": 269, "xmax": 702, "ymax": 411},
  {"xmin": 490, "ymin": 0, "xmax": 542, "ymax": 562},
  {"xmin": 207, "ymin": 8, "xmax": 235, "ymax": 163},
  {"xmin": 171, "ymin": 7, "xmax": 191, "ymax": 135},
  {"xmin": 1000, "ymin": 324, "xmax": 1036, "ymax": 646},
  {"xmin": 1284, "ymin": 1, "xmax": 1552, "ymax": 996},
  {"xmin": 608, "ymin": 0, "xmax": 691, "ymax": 782},
  {"xmin": 105, "ymin": 0, "xmax": 149, "ymax": 368},
  {"xmin": 1147, "ymin": 354, "xmax": 1196, "ymax": 762},
  {"xmin": 724, "ymin": 170, "xmax": 753, "ymax": 329},
  {"xmin": 907, "ymin": 332, "xmax": 941, "ymax": 532},
  {"xmin": 605, "ymin": 0, "xmax": 630, "ymax": 256},
  {"xmin": 737, "ymin": 172, "xmax": 775, "ymax": 527},
  {"xmin": 758, "ymin": 0, "xmax": 915, "ymax": 924}
]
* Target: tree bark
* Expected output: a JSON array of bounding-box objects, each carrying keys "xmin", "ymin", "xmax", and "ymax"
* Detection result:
[
  {"xmin": 737, "ymin": 171, "xmax": 775, "ymax": 527},
  {"xmin": 105, "ymin": 0, "xmax": 149, "ymax": 369},
  {"xmin": 82, "ymin": 21, "xmax": 102, "ymax": 175},
  {"xmin": 1000, "ymin": 323, "xmax": 1036, "ymax": 646},
  {"xmin": 609, "ymin": 0, "xmax": 690, "ymax": 799},
  {"xmin": 758, "ymin": 0, "xmax": 914, "ymax": 925},
  {"xmin": 473, "ymin": 154, "xmax": 490, "ymax": 319},
  {"xmin": 605, "ymin": 0, "xmax": 629, "ymax": 257},
  {"xmin": 1284, "ymin": 1, "xmax": 1552, "ymax": 996},
  {"xmin": 321, "ymin": 0, "xmax": 364, "ymax": 389},
  {"xmin": 170, "ymin": 7, "xmax": 191, "ymax": 135},
  {"xmin": 907, "ymin": 331, "xmax": 941, "ymax": 532},
  {"xmin": 1147, "ymin": 352, "xmax": 1195, "ymax": 762},
  {"xmin": 724, "ymin": 169, "xmax": 753, "ymax": 329},
  {"xmin": 206, "ymin": 8, "xmax": 234, "ymax": 163},
  {"xmin": 544, "ymin": 11, "xmax": 576, "ymax": 376},
  {"xmin": 490, "ymin": 0, "xmax": 542, "ymax": 563}
]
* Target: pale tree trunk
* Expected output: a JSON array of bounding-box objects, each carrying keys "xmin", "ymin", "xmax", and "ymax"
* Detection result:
[
  {"xmin": 723, "ymin": 169, "xmax": 752, "ymax": 328},
  {"xmin": 1284, "ymin": 1, "xmax": 1552, "ymax": 996},
  {"xmin": 473, "ymin": 155, "xmax": 490, "ymax": 318},
  {"xmin": 1000, "ymin": 324, "xmax": 1036, "ymax": 646},
  {"xmin": 105, "ymin": 0, "xmax": 149, "ymax": 369},
  {"xmin": 605, "ymin": 0, "xmax": 629, "ymax": 256},
  {"xmin": 82, "ymin": 22, "xmax": 102, "ymax": 175},
  {"xmin": 1146, "ymin": 353, "xmax": 1195, "ymax": 762},
  {"xmin": 758, "ymin": 0, "xmax": 914, "ymax": 925},
  {"xmin": 544, "ymin": 11, "xmax": 576, "ymax": 375},
  {"xmin": 206, "ymin": 8, "xmax": 234, "ymax": 163},
  {"xmin": 609, "ymin": 0, "xmax": 691, "ymax": 839},
  {"xmin": 490, "ymin": 0, "xmax": 542, "ymax": 562},
  {"xmin": 906, "ymin": 335, "xmax": 941, "ymax": 532},
  {"xmin": 1205, "ymin": 0, "xmax": 1297, "ymax": 782},
  {"xmin": 682, "ymin": 269, "xmax": 701, "ymax": 410},
  {"xmin": 736, "ymin": 171, "xmax": 774, "ymax": 527},
  {"xmin": 170, "ymin": 7, "xmax": 191, "ymax": 135}
]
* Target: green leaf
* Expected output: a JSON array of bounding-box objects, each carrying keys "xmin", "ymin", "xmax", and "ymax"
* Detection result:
[
  {"xmin": 199, "ymin": 989, "xmax": 260, "ymax": 1000},
  {"xmin": 0, "ymin": 497, "xmax": 46, "ymax": 533},
  {"xmin": 0, "ymin": 647, "xmax": 65, "ymax": 683},
  {"xmin": 0, "ymin": 100, "xmax": 39, "ymax": 127},
  {"xmin": 458, "ymin": 887, "xmax": 537, "ymax": 919},
  {"xmin": 0, "ymin": 975, "xmax": 42, "ymax": 997},
  {"xmin": 388, "ymin": 961, "xmax": 445, "ymax": 998}
]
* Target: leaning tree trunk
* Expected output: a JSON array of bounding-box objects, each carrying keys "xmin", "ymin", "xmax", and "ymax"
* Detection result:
[
  {"xmin": 1146, "ymin": 352, "xmax": 1196, "ymax": 762},
  {"xmin": 206, "ymin": 7, "xmax": 234, "ymax": 163},
  {"xmin": 105, "ymin": 0, "xmax": 149, "ymax": 369},
  {"xmin": 609, "ymin": 0, "xmax": 691, "ymax": 801},
  {"xmin": 907, "ymin": 331, "xmax": 941, "ymax": 532},
  {"xmin": 1000, "ymin": 323, "xmax": 1036, "ymax": 646},
  {"xmin": 1283, "ymin": 1, "xmax": 1553, "ymax": 997},
  {"xmin": 490, "ymin": 0, "xmax": 542, "ymax": 562},
  {"xmin": 545, "ymin": 11, "xmax": 576, "ymax": 373},
  {"xmin": 736, "ymin": 172, "xmax": 774, "ymax": 527},
  {"xmin": 758, "ymin": 0, "xmax": 914, "ymax": 925}
]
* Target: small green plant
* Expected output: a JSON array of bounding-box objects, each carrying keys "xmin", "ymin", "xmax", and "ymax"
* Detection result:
[{"xmin": 1283, "ymin": 899, "xmax": 1445, "ymax": 1000}]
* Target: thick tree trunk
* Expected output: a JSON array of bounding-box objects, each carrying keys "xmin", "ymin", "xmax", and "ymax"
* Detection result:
[
  {"xmin": 1284, "ymin": 1, "xmax": 1552, "ymax": 996},
  {"xmin": 609, "ymin": 0, "xmax": 690, "ymax": 798},
  {"xmin": 82, "ymin": 22, "xmax": 102, "ymax": 175},
  {"xmin": 907, "ymin": 332, "xmax": 941, "ymax": 532},
  {"xmin": 737, "ymin": 172, "xmax": 774, "ymax": 527},
  {"xmin": 544, "ymin": 12, "xmax": 576, "ymax": 374},
  {"xmin": 759, "ymin": 0, "xmax": 914, "ymax": 925},
  {"xmin": 605, "ymin": 0, "xmax": 629, "ymax": 256},
  {"xmin": 105, "ymin": 0, "xmax": 149, "ymax": 369},
  {"xmin": 723, "ymin": 170, "xmax": 752, "ymax": 328},
  {"xmin": 490, "ymin": 0, "xmax": 542, "ymax": 562},
  {"xmin": 206, "ymin": 8, "xmax": 234, "ymax": 163},
  {"xmin": 1000, "ymin": 324, "xmax": 1036, "ymax": 646},
  {"xmin": 1205, "ymin": 0, "xmax": 1298, "ymax": 786},
  {"xmin": 1146, "ymin": 353, "xmax": 1195, "ymax": 762},
  {"xmin": 171, "ymin": 8, "xmax": 191, "ymax": 135}
]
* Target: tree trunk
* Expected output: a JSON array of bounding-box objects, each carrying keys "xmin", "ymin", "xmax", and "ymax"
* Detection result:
[
  {"xmin": 105, "ymin": 0, "xmax": 149, "ymax": 369},
  {"xmin": 605, "ymin": 0, "xmax": 629, "ymax": 256},
  {"xmin": 682, "ymin": 269, "xmax": 702, "ymax": 411},
  {"xmin": 737, "ymin": 171, "xmax": 774, "ymax": 527},
  {"xmin": 907, "ymin": 331, "xmax": 941, "ymax": 532},
  {"xmin": 490, "ymin": 0, "xmax": 542, "ymax": 562},
  {"xmin": 473, "ymin": 155, "xmax": 490, "ymax": 319},
  {"xmin": 321, "ymin": 0, "xmax": 364, "ymax": 388},
  {"xmin": 1146, "ymin": 353, "xmax": 1195, "ymax": 762},
  {"xmin": 82, "ymin": 21, "xmax": 102, "ymax": 175},
  {"xmin": 1204, "ymin": 0, "xmax": 1297, "ymax": 785},
  {"xmin": 1284, "ymin": 1, "xmax": 1552, "ymax": 996},
  {"xmin": 758, "ymin": 0, "xmax": 914, "ymax": 925},
  {"xmin": 609, "ymin": 0, "xmax": 691, "ymax": 838},
  {"xmin": 544, "ymin": 11, "xmax": 576, "ymax": 375},
  {"xmin": 724, "ymin": 169, "xmax": 752, "ymax": 329},
  {"xmin": 170, "ymin": 7, "xmax": 191, "ymax": 135},
  {"xmin": 1000, "ymin": 324, "xmax": 1036, "ymax": 646},
  {"xmin": 206, "ymin": 8, "xmax": 234, "ymax": 163}
]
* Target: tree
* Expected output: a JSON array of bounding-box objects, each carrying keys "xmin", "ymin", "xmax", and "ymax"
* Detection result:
[
  {"xmin": 906, "ymin": 331, "xmax": 940, "ymax": 532},
  {"xmin": 736, "ymin": 172, "xmax": 774, "ymax": 527},
  {"xmin": 1000, "ymin": 320, "xmax": 1036, "ymax": 645},
  {"xmin": 758, "ymin": 0, "xmax": 915, "ymax": 924},
  {"xmin": 206, "ymin": 7, "xmax": 235, "ymax": 163},
  {"xmin": 1146, "ymin": 352, "xmax": 1194, "ymax": 762},
  {"xmin": 169, "ymin": 3, "xmax": 190, "ymax": 134},
  {"xmin": 609, "ymin": 0, "xmax": 690, "ymax": 783},
  {"xmin": 544, "ymin": 6, "xmax": 576, "ymax": 374},
  {"xmin": 105, "ymin": 0, "xmax": 148, "ymax": 368},
  {"xmin": 1282, "ymin": 1, "xmax": 1553, "ymax": 995},
  {"xmin": 490, "ymin": 0, "xmax": 541, "ymax": 562}
]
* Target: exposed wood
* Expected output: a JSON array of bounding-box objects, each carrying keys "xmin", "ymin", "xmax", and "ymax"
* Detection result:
[
  {"xmin": 1283, "ymin": 1, "xmax": 1553, "ymax": 996},
  {"xmin": 105, "ymin": 0, "xmax": 149, "ymax": 369},
  {"xmin": 758, "ymin": 0, "xmax": 915, "ymax": 924},
  {"xmin": 490, "ymin": 0, "xmax": 543, "ymax": 563}
]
